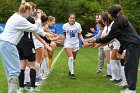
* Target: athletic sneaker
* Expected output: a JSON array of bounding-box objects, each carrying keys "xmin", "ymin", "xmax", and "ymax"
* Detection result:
[
  {"xmin": 103, "ymin": 74, "xmax": 112, "ymax": 78},
  {"xmin": 35, "ymin": 82, "xmax": 41, "ymax": 86},
  {"xmin": 118, "ymin": 81, "xmax": 128, "ymax": 87},
  {"xmin": 17, "ymin": 87, "xmax": 29, "ymax": 93},
  {"xmin": 70, "ymin": 74, "xmax": 76, "ymax": 79},
  {"xmin": 29, "ymin": 87, "xmax": 40, "ymax": 93},
  {"xmin": 112, "ymin": 79, "xmax": 122, "ymax": 84},
  {"xmin": 120, "ymin": 88, "xmax": 136, "ymax": 93},
  {"xmin": 36, "ymin": 76, "xmax": 43, "ymax": 82},
  {"xmin": 17, "ymin": 87, "xmax": 24, "ymax": 93}
]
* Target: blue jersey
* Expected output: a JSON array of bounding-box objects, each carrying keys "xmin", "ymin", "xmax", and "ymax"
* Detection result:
[
  {"xmin": 48, "ymin": 25, "xmax": 57, "ymax": 34},
  {"xmin": 92, "ymin": 23, "xmax": 99, "ymax": 37}
]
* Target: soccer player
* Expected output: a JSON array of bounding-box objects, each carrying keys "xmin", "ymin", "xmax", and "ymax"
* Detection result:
[
  {"xmin": 62, "ymin": 13, "xmax": 87, "ymax": 79},
  {"xmin": 0, "ymin": 1, "xmax": 50, "ymax": 92}
]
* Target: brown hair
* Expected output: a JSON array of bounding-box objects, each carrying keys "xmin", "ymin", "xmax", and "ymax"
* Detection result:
[
  {"xmin": 41, "ymin": 13, "xmax": 48, "ymax": 23},
  {"xmin": 114, "ymin": 4, "xmax": 123, "ymax": 15},
  {"xmin": 28, "ymin": 2, "xmax": 36, "ymax": 10},
  {"xmin": 69, "ymin": 13, "xmax": 76, "ymax": 18},
  {"xmin": 48, "ymin": 16, "xmax": 55, "ymax": 22},
  {"xmin": 19, "ymin": 0, "xmax": 32, "ymax": 13}
]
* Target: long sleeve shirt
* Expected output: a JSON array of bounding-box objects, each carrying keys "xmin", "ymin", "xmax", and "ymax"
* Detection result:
[
  {"xmin": 96, "ymin": 15, "xmax": 140, "ymax": 54},
  {"xmin": 92, "ymin": 23, "xmax": 99, "ymax": 37},
  {"xmin": 0, "ymin": 13, "xmax": 46, "ymax": 45}
]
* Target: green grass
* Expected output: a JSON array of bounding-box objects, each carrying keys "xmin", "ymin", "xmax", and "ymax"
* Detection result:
[{"xmin": 0, "ymin": 47, "xmax": 140, "ymax": 93}]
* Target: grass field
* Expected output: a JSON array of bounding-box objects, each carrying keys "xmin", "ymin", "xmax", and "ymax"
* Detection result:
[{"xmin": 0, "ymin": 47, "xmax": 140, "ymax": 93}]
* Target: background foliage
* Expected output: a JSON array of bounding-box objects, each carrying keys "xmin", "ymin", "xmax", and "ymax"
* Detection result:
[{"xmin": 0, "ymin": 0, "xmax": 139, "ymax": 34}]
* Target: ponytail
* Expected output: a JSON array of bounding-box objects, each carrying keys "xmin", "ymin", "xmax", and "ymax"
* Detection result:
[{"xmin": 19, "ymin": 0, "xmax": 32, "ymax": 13}]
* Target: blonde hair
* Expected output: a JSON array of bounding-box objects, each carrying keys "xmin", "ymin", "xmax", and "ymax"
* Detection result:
[
  {"xmin": 19, "ymin": 0, "xmax": 32, "ymax": 13},
  {"xmin": 48, "ymin": 16, "xmax": 55, "ymax": 22}
]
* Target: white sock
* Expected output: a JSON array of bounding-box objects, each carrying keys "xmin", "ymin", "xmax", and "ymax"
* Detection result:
[
  {"xmin": 120, "ymin": 66, "xmax": 127, "ymax": 82},
  {"xmin": 24, "ymin": 67, "xmax": 30, "ymax": 84},
  {"xmin": 110, "ymin": 60, "xmax": 121, "ymax": 80},
  {"xmin": 8, "ymin": 76, "xmax": 18, "ymax": 93},
  {"xmin": 41, "ymin": 58, "xmax": 48, "ymax": 74},
  {"xmin": 107, "ymin": 64, "xmax": 111, "ymax": 76},
  {"xmin": 68, "ymin": 57, "xmax": 74, "ymax": 74},
  {"xmin": 73, "ymin": 60, "xmax": 76, "ymax": 66},
  {"xmin": 36, "ymin": 63, "xmax": 41, "ymax": 77}
]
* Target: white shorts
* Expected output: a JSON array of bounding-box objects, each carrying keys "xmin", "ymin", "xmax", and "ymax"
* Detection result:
[
  {"xmin": 34, "ymin": 39, "xmax": 44, "ymax": 49},
  {"xmin": 64, "ymin": 41, "xmax": 79, "ymax": 52},
  {"xmin": 103, "ymin": 45, "xmax": 110, "ymax": 51},
  {"xmin": 113, "ymin": 39, "xmax": 120, "ymax": 50}
]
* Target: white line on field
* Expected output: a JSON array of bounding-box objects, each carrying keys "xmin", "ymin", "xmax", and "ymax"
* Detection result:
[{"xmin": 51, "ymin": 47, "xmax": 64, "ymax": 69}]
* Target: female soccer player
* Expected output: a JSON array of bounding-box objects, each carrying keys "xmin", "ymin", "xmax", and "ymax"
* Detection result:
[
  {"xmin": 62, "ymin": 13, "xmax": 86, "ymax": 79},
  {"xmin": 0, "ymin": 0, "xmax": 50, "ymax": 92}
]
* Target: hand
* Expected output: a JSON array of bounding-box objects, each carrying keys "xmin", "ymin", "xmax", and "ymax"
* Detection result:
[
  {"xmin": 94, "ymin": 43, "xmax": 106, "ymax": 48},
  {"xmin": 90, "ymin": 38, "xmax": 96, "ymax": 43},
  {"xmin": 50, "ymin": 42, "xmax": 57, "ymax": 49},
  {"xmin": 82, "ymin": 40, "xmax": 90, "ymax": 47},
  {"xmin": 116, "ymin": 52, "xmax": 123, "ymax": 59},
  {"xmin": 90, "ymin": 28, "xmax": 95, "ymax": 32},
  {"xmin": 44, "ymin": 43, "xmax": 53, "ymax": 52},
  {"xmin": 85, "ymin": 32, "xmax": 92, "ymax": 37}
]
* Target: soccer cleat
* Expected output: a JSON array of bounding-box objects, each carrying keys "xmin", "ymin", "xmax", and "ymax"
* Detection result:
[
  {"xmin": 29, "ymin": 87, "xmax": 40, "ymax": 93},
  {"xmin": 110, "ymin": 78, "xmax": 115, "ymax": 81},
  {"xmin": 120, "ymin": 88, "xmax": 136, "ymax": 93},
  {"xmin": 103, "ymin": 74, "xmax": 112, "ymax": 78},
  {"xmin": 70, "ymin": 74, "xmax": 76, "ymax": 79},
  {"xmin": 96, "ymin": 70, "xmax": 102, "ymax": 74},
  {"xmin": 68, "ymin": 71, "xmax": 71, "ymax": 76},
  {"xmin": 112, "ymin": 79, "xmax": 122, "ymax": 84}
]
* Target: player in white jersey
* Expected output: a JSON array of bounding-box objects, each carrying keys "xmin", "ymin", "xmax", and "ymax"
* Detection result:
[
  {"xmin": 62, "ymin": 13, "xmax": 86, "ymax": 79},
  {"xmin": 100, "ymin": 13, "xmax": 112, "ymax": 78}
]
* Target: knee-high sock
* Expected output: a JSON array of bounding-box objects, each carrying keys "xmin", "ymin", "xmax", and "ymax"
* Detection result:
[
  {"xmin": 110, "ymin": 59, "xmax": 121, "ymax": 80},
  {"xmin": 19, "ymin": 69, "xmax": 25, "ymax": 87},
  {"xmin": 30, "ymin": 69, "xmax": 36, "ymax": 88},
  {"xmin": 41, "ymin": 58, "xmax": 48, "ymax": 74},
  {"xmin": 35, "ymin": 63, "xmax": 41, "ymax": 76},
  {"xmin": 120, "ymin": 65, "xmax": 127, "ymax": 82},
  {"xmin": 8, "ymin": 76, "xmax": 18, "ymax": 93},
  {"xmin": 68, "ymin": 57, "xmax": 74, "ymax": 74},
  {"xmin": 24, "ymin": 67, "xmax": 30, "ymax": 84},
  {"xmin": 73, "ymin": 60, "xmax": 76, "ymax": 66},
  {"xmin": 107, "ymin": 64, "xmax": 111, "ymax": 75},
  {"xmin": 48, "ymin": 57, "xmax": 52, "ymax": 69}
]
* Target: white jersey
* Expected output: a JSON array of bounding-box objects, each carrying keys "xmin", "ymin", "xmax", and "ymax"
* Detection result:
[
  {"xmin": 0, "ymin": 13, "xmax": 46, "ymax": 45},
  {"xmin": 102, "ymin": 22, "xmax": 114, "ymax": 51},
  {"xmin": 63, "ymin": 22, "xmax": 82, "ymax": 48}
]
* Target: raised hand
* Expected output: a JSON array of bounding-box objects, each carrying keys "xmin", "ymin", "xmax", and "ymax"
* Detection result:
[{"xmin": 85, "ymin": 32, "xmax": 93, "ymax": 37}]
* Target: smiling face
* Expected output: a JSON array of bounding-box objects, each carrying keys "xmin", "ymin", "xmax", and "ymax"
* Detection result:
[
  {"xmin": 68, "ymin": 14, "xmax": 76, "ymax": 25},
  {"xmin": 50, "ymin": 18, "xmax": 56, "ymax": 26}
]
